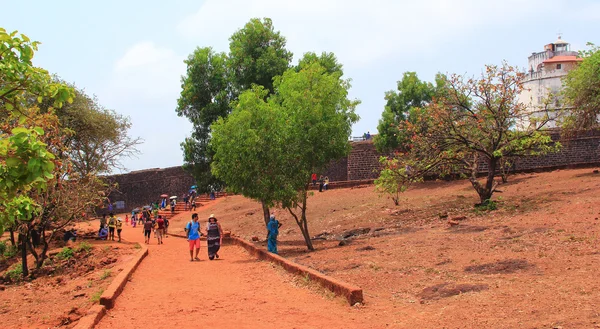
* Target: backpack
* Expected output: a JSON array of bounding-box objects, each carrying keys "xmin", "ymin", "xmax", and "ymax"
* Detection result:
[{"xmin": 185, "ymin": 221, "xmax": 201, "ymax": 238}]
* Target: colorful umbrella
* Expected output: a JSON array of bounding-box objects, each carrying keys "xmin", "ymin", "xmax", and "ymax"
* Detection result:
[{"xmin": 160, "ymin": 194, "xmax": 168, "ymax": 198}]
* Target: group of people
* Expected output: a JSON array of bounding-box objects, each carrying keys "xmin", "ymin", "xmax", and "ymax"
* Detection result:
[
  {"xmin": 311, "ymin": 173, "xmax": 330, "ymax": 192},
  {"xmin": 98, "ymin": 213, "xmax": 124, "ymax": 242},
  {"xmin": 185, "ymin": 213, "xmax": 224, "ymax": 261},
  {"xmin": 183, "ymin": 192, "xmax": 198, "ymax": 211}
]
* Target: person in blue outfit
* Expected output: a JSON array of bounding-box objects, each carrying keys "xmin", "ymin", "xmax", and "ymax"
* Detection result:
[{"xmin": 267, "ymin": 214, "xmax": 282, "ymax": 254}]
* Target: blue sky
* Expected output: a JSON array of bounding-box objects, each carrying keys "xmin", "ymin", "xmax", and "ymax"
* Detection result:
[{"xmin": 2, "ymin": 0, "xmax": 598, "ymax": 173}]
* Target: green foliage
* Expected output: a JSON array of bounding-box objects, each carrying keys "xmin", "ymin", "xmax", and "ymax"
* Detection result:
[
  {"xmin": 562, "ymin": 43, "xmax": 600, "ymax": 130},
  {"xmin": 100, "ymin": 269, "xmax": 111, "ymax": 280},
  {"xmin": 374, "ymin": 156, "xmax": 426, "ymax": 206},
  {"xmin": 475, "ymin": 200, "xmax": 498, "ymax": 211},
  {"xmin": 374, "ymin": 72, "xmax": 446, "ymax": 153},
  {"xmin": 90, "ymin": 288, "xmax": 104, "ymax": 303},
  {"xmin": 296, "ymin": 52, "xmax": 343, "ymax": 76},
  {"xmin": 75, "ymin": 242, "xmax": 92, "ymax": 253},
  {"xmin": 3, "ymin": 244, "xmax": 17, "ymax": 258},
  {"xmin": 55, "ymin": 247, "xmax": 74, "ymax": 260},
  {"xmin": 177, "ymin": 18, "xmax": 292, "ymax": 193},
  {"xmin": 211, "ymin": 61, "xmax": 359, "ymax": 250},
  {"xmin": 6, "ymin": 263, "xmax": 23, "ymax": 282}
]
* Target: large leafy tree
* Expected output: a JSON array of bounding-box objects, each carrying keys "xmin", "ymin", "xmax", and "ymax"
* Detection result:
[
  {"xmin": 0, "ymin": 28, "xmax": 74, "ymax": 277},
  {"xmin": 375, "ymin": 72, "xmax": 446, "ymax": 153},
  {"xmin": 177, "ymin": 18, "xmax": 293, "ymax": 194},
  {"xmin": 405, "ymin": 63, "xmax": 559, "ymax": 204},
  {"xmin": 562, "ymin": 43, "xmax": 600, "ymax": 130},
  {"xmin": 212, "ymin": 62, "xmax": 359, "ymax": 251}
]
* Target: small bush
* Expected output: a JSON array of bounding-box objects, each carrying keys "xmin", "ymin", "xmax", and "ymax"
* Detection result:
[
  {"xmin": 90, "ymin": 288, "xmax": 104, "ymax": 303},
  {"xmin": 55, "ymin": 247, "xmax": 74, "ymax": 260},
  {"xmin": 75, "ymin": 242, "xmax": 92, "ymax": 253},
  {"xmin": 0, "ymin": 241, "xmax": 7, "ymax": 255},
  {"xmin": 100, "ymin": 270, "xmax": 111, "ymax": 280},
  {"xmin": 475, "ymin": 200, "xmax": 497, "ymax": 211},
  {"xmin": 3, "ymin": 245, "xmax": 18, "ymax": 258},
  {"xmin": 6, "ymin": 264, "xmax": 23, "ymax": 282}
]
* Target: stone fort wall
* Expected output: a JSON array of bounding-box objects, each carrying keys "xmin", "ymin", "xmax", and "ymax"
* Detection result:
[{"xmin": 105, "ymin": 130, "xmax": 600, "ymax": 212}]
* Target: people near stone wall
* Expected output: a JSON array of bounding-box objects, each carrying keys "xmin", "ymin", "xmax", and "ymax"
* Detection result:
[
  {"xmin": 170, "ymin": 198, "xmax": 176, "ymax": 214},
  {"xmin": 318, "ymin": 175, "xmax": 324, "ymax": 192},
  {"xmin": 183, "ymin": 194, "xmax": 189, "ymax": 210},
  {"xmin": 155, "ymin": 215, "xmax": 165, "ymax": 245},
  {"xmin": 311, "ymin": 173, "xmax": 317, "ymax": 186},
  {"xmin": 108, "ymin": 213, "xmax": 117, "ymax": 241},
  {"xmin": 324, "ymin": 176, "xmax": 330, "ymax": 190},
  {"xmin": 191, "ymin": 198, "xmax": 197, "ymax": 211}
]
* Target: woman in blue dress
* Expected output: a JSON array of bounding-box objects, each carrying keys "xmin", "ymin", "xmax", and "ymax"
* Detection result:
[{"xmin": 267, "ymin": 214, "xmax": 282, "ymax": 254}]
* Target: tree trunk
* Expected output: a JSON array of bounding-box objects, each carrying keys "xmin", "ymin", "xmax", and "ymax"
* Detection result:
[
  {"xmin": 286, "ymin": 189, "xmax": 315, "ymax": 251},
  {"xmin": 9, "ymin": 228, "xmax": 15, "ymax": 246},
  {"xmin": 19, "ymin": 232, "xmax": 28, "ymax": 278},
  {"xmin": 480, "ymin": 158, "xmax": 498, "ymax": 203},
  {"xmin": 261, "ymin": 201, "xmax": 270, "ymax": 227}
]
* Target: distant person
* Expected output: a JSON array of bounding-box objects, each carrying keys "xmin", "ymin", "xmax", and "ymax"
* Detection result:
[
  {"xmin": 155, "ymin": 215, "xmax": 165, "ymax": 244},
  {"xmin": 143, "ymin": 218, "xmax": 153, "ymax": 244},
  {"xmin": 318, "ymin": 175, "xmax": 324, "ymax": 192},
  {"xmin": 163, "ymin": 216, "xmax": 170, "ymax": 237},
  {"xmin": 366, "ymin": 131, "xmax": 371, "ymax": 140},
  {"xmin": 116, "ymin": 218, "xmax": 123, "ymax": 242},
  {"xmin": 108, "ymin": 213, "xmax": 117, "ymax": 241},
  {"xmin": 100, "ymin": 214, "xmax": 107, "ymax": 233},
  {"xmin": 98, "ymin": 226, "xmax": 108, "ymax": 240},
  {"xmin": 184, "ymin": 194, "xmax": 189, "ymax": 211},
  {"xmin": 267, "ymin": 214, "xmax": 282, "ymax": 254},
  {"xmin": 185, "ymin": 213, "xmax": 202, "ymax": 261},
  {"xmin": 206, "ymin": 214, "xmax": 223, "ymax": 260},
  {"xmin": 63, "ymin": 228, "xmax": 77, "ymax": 243},
  {"xmin": 108, "ymin": 203, "xmax": 113, "ymax": 212},
  {"xmin": 323, "ymin": 176, "xmax": 330, "ymax": 190},
  {"xmin": 311, "ymin": 173, "xmax": 317, "ymax": 186},
  {"xmin": 152, "ymin": 207, "xmax": 159, "ymax": 220},
  {"xmin": 131, "ymin": 213, "xmax": 137, "ymax": 228},
  {"xmin": 170, "ymin": 199, "xmax": 176, "ymax": 214},
  {"xmin": 191, "ymin": 199, "xmax": 197, "ymax": 211},
  {"xmin": 125, "ymin": 214, "xmax": 129, "ymax": 226}
]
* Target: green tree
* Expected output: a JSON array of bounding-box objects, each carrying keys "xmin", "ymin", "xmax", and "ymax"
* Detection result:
[
  {"xmin": 296, "ymin": 51, "xmax": 343, "ymax": 75},
  {"xmin": 0, "ymin": 28, "xmax": 73, "ymax": 278},
  {"xmin": 406, "ymin": 63, "xmax": 559, "ymax": 204},
  {"xmin": 562, "ymin": 43, "xmax": 600, "ymax": 130},
  {"xmin": 374, "ymin": 72, "xmax": 446, "ymax": 153},
  {"xmin": 177, "ymin": 18, "xmax": 292, "ymax": 195},
  {"xmin": 211, "ymin": 86, "xmax": 293, "ymax": 226}
]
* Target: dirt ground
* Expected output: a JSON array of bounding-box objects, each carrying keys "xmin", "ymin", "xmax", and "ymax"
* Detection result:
[
  {"xmin": 0, "ymin": 238, "xmax": 139, "ymax": 329},
  {"xmin": 167, "ymin": 168, "xmax": 600, "ymax": 328}
]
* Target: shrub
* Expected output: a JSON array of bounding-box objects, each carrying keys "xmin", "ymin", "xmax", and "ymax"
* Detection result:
[
  {"xmin": 0, "ymin": 241, "xmax": 6, "ymax": 255},
  {"xmin": 90, "ymin": 288, "xmax": 104, "ymax": 303},
  {"xmin": 6, "ymin": 264, "xmax": 23, "ymax": 282},
  {"xmin": 55, "ymin": 247, "xmax": 74, "ymax": 260},
  {"xmin": 100, "ymin": 270, "xmax": 111, "ymax": 280},
  {"xmin": 75, "ymin": 242, "xmax": 92, "ymax": 253},
  {"xmin": 3, "ymin": 245, "xmax": 18, "ymax": 258}
]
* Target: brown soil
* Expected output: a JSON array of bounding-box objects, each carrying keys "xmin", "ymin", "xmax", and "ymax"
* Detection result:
[
  {"xmin": 165, "ymin": 168, "xmax": 600, "ymax": 328},
  {"xmin": 0, "ymin": 240, "xmax": 139, "ymax": 329}
]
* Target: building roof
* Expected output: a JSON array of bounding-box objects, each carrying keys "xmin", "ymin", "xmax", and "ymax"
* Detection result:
[{"xmin": 543, "ymin": 55, "xmax": 583, "ymax": 64}]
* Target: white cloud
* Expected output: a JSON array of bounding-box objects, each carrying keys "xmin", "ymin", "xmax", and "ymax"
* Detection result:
[
  {"xmin": 115, "ymin": 41, "xmax": 179, "ymax": 70},
  {"xmin": 176, "ymin": 0, "xmax": 566, "ymax": 67}
]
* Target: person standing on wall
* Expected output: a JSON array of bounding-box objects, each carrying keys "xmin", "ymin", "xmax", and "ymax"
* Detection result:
[{"xmin": 185, "ymin": 213, "xmax": 202, "ymax": 261}]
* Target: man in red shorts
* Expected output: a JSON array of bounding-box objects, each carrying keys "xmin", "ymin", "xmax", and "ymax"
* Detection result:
[
  {"xmin": 155, "ymin": 215, "xmax": 165, "ymax": 244},
  {"xmin": 185, "ymin": 213, "xmax": 202, "ymax": 261}
]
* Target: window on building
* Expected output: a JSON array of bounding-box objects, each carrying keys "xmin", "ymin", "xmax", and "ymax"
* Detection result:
[{"xmin": 556, "ymin": 64, "xmax": 562, "ymax": 70}]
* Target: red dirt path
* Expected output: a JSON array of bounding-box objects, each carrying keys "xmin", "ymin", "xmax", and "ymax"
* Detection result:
[{"xmin": 95, "ymin": 207, "xmax": 373, "ymax": 329}]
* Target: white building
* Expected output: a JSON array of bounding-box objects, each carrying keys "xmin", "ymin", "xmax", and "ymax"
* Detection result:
[{"xmin": 518, "ymin": 36, "xmax": 582, "ymax": 128}]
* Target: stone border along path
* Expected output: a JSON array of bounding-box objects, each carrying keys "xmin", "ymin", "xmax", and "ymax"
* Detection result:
[
  {"xmin": 73, "ymin": 244, "xmax": 149, "ymax": 329},
  {"xmin": 93, "ymin": 220, "xmax": 373, "ymax": 329}
]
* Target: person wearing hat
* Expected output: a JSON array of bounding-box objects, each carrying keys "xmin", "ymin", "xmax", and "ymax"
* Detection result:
[
  {"xmin": 206, "ymin": 214, "xmax": 223, "ymax": 260},
  {"xmin": 267, "ymin": 213, "xmax": 282, "ymax": 254}
]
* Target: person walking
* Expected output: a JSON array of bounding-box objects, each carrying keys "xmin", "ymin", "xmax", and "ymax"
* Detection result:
[
  {"xmin": 107, "ymin": 213, "xmax": 117, "ymax": 241},
  {"xmin": 206, "ymin": 214, "xmax": 223, "ymax": 260},
  {"xmin": 183, "ymin": 194, "xmax": 189, "ymax": 211},
  {"xmin": 163, "ymin": 216, "xmax": 169, "ymax": 237},
  {"xmin": 155, "ymin": 215, "xmax": 165, "ymax": 244},
  {"xmin": 170, "ymin": 199, "xmax": 176, "ymax": 214},
  {"xmin": 185, "ymin": 213, "xmax": 202, "ymax": 261},
  {"xmin": 116, "ymin": 218, "xmax": 123, "ymax": 242},
  {"xmin": 143, "ymin": 218, "xmax": 153, "ymax": 244},
  {"xmin": 267, "ymin": 214, "xmax": 282, "ymax": 254}
]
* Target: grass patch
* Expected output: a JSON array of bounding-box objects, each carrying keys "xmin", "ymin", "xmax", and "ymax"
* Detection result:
[
  {"xmin": 75, "ymin": 242, "xmax": 92, "ymax": 253},
  {"xmin": 55, "ymin": 247, "xmax": 74, "ymax": 260},
  {"xmin": 6, "ymin": 263, "xmax": 23, "ymax": 282},
  {"xmin": 133, "ymin": 243, "xmax": 142, "ymax": 249},
  {"xmin": 100, "ymin": 270, "xmax": 112, "ymax": 280},
  {"xmin": 90, "ymin": 289, "xmax": 104, "ymax": 303}
]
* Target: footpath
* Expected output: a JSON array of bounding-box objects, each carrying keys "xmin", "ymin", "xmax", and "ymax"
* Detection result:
[{"xmin": 95, "ymin": 209, "xmax": 371, "ymax": 329}]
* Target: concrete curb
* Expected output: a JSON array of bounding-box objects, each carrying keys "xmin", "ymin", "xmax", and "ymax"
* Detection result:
[
  {"xmin": 228, "ymin": 236, "xmax": 363, "ymax": 305},
  {"xmin": 73, "ymin": 244, "xmax": 148, "ymax": 329},
  {"xmin": 99, "ymin": 244, "xmax": 149, "ymax": 309}
]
